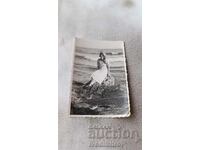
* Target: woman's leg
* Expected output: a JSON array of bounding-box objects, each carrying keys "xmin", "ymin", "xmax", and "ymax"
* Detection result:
[
  {"xmin": 87, "ymin": 79, "xmax": 97, "ymax": 99},
  {"xmin": 82, "ymin": 79, "xmax": 92, "ymax": 88},
  {"xmin": 89, "ymin": 79, "xmax": 96, "ymax": 86}
]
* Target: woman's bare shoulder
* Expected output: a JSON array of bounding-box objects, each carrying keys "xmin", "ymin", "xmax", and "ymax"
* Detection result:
[{"xmin": 105, "ymin": 59, "xmax": 109, "ymax": 64}]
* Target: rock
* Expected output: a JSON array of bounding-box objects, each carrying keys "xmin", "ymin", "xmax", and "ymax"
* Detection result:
[
  {"xmin": 102, "ymin": 75, "xmax": 115, "ymax": 86},
  {"xmin": 77, "ymin": 75, "xmax": 118, "ymax": 99}
]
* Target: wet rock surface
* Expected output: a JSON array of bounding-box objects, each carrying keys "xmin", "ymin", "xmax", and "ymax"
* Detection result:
[{"xmin": 71, "ymin": 75, "xmax": 129, "ymax": 115}]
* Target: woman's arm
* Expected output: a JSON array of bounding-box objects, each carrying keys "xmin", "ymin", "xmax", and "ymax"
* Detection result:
[{"xmin": 106, "ymin": 60, "xmax": 110, "ymax": 76}]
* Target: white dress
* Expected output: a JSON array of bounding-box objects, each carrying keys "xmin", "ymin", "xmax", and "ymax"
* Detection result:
[{"xmin": 91, "ymin": 60, "xmax": 108, "ymax": 84}]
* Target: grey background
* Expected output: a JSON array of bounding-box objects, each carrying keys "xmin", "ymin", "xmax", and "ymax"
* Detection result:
[{"xmin": 58, "ymin": 0, "xmax": 142, "ymax": 149}]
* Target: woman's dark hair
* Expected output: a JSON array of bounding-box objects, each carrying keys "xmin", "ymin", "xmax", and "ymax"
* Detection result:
[{"xmin": 99, "ymin": 52, "xmax": 106, "ymax": 61}]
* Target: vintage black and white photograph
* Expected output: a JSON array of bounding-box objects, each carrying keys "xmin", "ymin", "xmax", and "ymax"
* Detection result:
[{"xmin": 70, "ymin": 38, "xmax": 130, "ymax": 117}]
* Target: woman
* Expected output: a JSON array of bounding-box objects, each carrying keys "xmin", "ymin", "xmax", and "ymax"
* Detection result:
[{"xmin": 83, "ymin": 52, "xmax": 110, "ymax": 89}]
